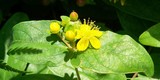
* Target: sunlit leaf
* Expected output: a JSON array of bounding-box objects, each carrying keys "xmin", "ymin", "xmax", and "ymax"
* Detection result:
[
  {"xmin": 48, "ymin": 61, "xmax": 126, "ymax": 80},
  {"xmin": 133, "ymin": 74, "xmax": 158, "ymax": 80},
  {"xmin": 0, "ymin": 12, "xmax": 29, "ymax": 60},
  {"xmin": 77, "ymin": 31, "xmax": 154, "ymax": 76},
  {"xmin": 8, "ymin": 21, "xmax": 67, "ymax": 65},
  {"xmin": 139, "ymin": 23, "xmax": 160, "ymax": 47}
]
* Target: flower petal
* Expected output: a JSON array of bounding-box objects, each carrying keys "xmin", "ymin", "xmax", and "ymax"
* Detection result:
[
  {"xmin": 80, "ymin": 24, "xmax": 91, "ymax": 31},
  {"xmin": 91, "ymin": 30, "xmax": 103, "ymax": 37},
  {"xmin": 77, "ymin": 37, "xmax": 89, "ymax": 51},
  {"xmin": 90, "ymin": 37, "xmax": 101, "ymax": 49},
  {"xmin": 75, "ymin": 30, "xmax": 82, "ymax": 39}
]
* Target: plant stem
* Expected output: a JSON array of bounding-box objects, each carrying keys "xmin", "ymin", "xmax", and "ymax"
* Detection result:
[
  {"xmin": 75, "ymin": 68, "xmax": 81, "ymax": 80},
  {"xmin": 131, "ymin": 72, "xmax": 138, "ymax": 80},
  {"xmin": 57, "ymin": 33, "xmax": 72, "ymax": 49},
  {"xmin": 22, "ymin": 63, "xmax": 29, "ymax": 76}
]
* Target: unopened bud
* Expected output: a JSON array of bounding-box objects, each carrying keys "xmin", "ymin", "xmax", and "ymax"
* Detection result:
[
  {"xmin": 70, "ymin": 11, "xmax": 78, "ymax": 21},
  {"xmin": 65, "ymin": 30, "xmax": 75, "ymax": 41},
  {"xmin": 50, "ymin": 22, "xmax": 60, "ymax": 34}
]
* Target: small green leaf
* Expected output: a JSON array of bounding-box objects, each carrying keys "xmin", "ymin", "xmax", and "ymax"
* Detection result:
[
  {"xmin": 139, "ymin": 23, "xmax": 160, "ymax": 47},
  {"xmin": 64, "ymin": 20, "xmax": 81, "ymax": 32},
  {"xmin": 71, "ymin": 57, "xmax": 80, "ymax": 68},
  {"xmin": 8, "ymin": 20, "xmax": 67, "ymax": 65},
  {"xmin": 78, "ymin": 31, "xmax": 154, "ymax": 76},
  {"xmin": 60, "ymin": 16, "xmax": 70, "ymax": 26}
]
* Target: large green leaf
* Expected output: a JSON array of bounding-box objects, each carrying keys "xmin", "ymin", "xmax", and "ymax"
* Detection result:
[
  {"xmin": 133, "ymin": 74, "xmax": 158, "ymax": 80},
  {"xmin": 0, "ymin": 56, "xmax": 27, "ymax": 80},
  {"xmin": 139, "ymin": 23, "xmax": 160, "ymax": 47},
  {"xmin": 0, "ymin": 12, "xmax": 29, "ymax": 80},
  {"xmin": 8, "ymin": 20, "xmax": 67, "ymax": 65},
  {"xmin": 0, "ymin": 12, "xmax": 29, "ymax": 60},
  {"xmin": 48, "ymin": 62, "xmax": 126, "ymax": 80},
  {"xmin": 21, "ymin": 61, "xmax": 126, "ymax": 80},
  {"xmin": 11, "ymin": 74, "xmax": 64, "ymax": 80},
  {"xmin": 77, "ymin": 31, "xmax": 154, "ymax": 77},
  {"xmin": 150, "ymin": 47, "xmax": 160, "ymax": 79},
  {"xmin": 103, "ymin": 0, "xmax": 160, "ymax": 22},
  {"xmin": 117, "ymin": 11, "xmax": 154, "ymax": 40}
]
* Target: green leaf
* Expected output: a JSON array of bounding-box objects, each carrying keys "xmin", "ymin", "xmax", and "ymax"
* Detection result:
[
  {"xmin": 0, "ymin": 10, "xmax": 2, "ymax": 23},
  {"xmin": 77, "ymin": 31, "xmax": 154, "ymax": 77},
  {"xmin": 60, "ymin": 16, "xmax": 70, "ymax": 26},
  {"xmin": 8, "ymin": 20, "xmax": 67, "ymax": 65},
  {"xmin": 0, "ymin": 62, "xmax": 26, "ymax": 73},
  {"xmin": 117, "ymin": 11, "xmax": 154, "ymax": 40},
  {"xmin": 11, "ymin": 74, "xmax": 64, "ymax": 80},
  {"xmin": 139, "ymin": 23, "xmax": 160, "ymax": 47},
  {"xmin": 103, "ymin": 0, "xmax": 160, "ymax": 22},
  {"xmin": 150, "ymin": 51, "xmax": 160, "ymax": 78},
  {"xmin": 48, "ymin": 61, "xmax": 126, "ymax": 80},
  {"xmin": 0, "ymin": 56, "xmax": 27, "ymax": 80},
  {"xmin": 133, "ymin": 74, "xmax": 158, "ymax": 80},
  {"xmin": 0, "ymin": 12, "xmax": 29, "ymax": 60},
  {"xmin": 64, "ymin": 20, "xmax": 81, "ymax": 32}
]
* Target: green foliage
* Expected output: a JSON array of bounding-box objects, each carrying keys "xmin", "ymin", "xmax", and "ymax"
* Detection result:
[
  {"xmin": 104, "ymin": 0, "xmax": 160, "ymax": 22},
  {"xmin": 0, "ymin": 12, "xmax": 29, "ymax": 60},
  {"xmin": 77, "ymin": 31, "xmax": 153, "ymax": 76},
  {"xmin": 0, "ymin": 0, "xmax": 159, "ymax": 80},
  {"xmin": 8, "ymin": 21, "xmax": 67, "ymax": 65},
  {"xmin": 139, "ymin": 23, "xmax": 160, "ymax": 47},
  {"xmin": 0, "ymin": 61, "xmax": 27, "ymax": 73},
  {"xmin": 6, "ymin": 20, "xmax": 153, "ymax": 79}
]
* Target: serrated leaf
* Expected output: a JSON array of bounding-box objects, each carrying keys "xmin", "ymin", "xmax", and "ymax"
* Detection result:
[
  {"xmin": 77, "ymin": 31, "xmax": 154, "ymax": 77},
  {"xmin": 139, "ymin": 23, "xmax": 160, "ymax": 47},
  {"xmin": 8, "ymin": 21, "xmax": 67, "ymax": 65}
]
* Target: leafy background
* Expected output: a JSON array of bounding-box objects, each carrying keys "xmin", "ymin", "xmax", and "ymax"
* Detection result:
[{"xmin": 0, "ymin": 0, "xmax": 160, "ymax": 80}]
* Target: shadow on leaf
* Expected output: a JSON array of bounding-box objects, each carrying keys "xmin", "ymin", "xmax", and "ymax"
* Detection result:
[
  {"xmin": 46, "ymin": 34, "xmax": 62, "ymax": 45},
  {"xmin": 0, "ymin": 61, "xmax": 28, "ymax": 73},
  {"xmin": 11, "ymin": 73, "xmax": 77, "ymax": 80},
  {"xmin": 8, "ymin": 47, "xmax": 42, "ymax": 55}
]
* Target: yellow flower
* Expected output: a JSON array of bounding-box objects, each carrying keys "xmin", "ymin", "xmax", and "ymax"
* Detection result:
[
  {"xmin": 50, "ymin": 22, "xmax": 60, "ymax": 34},
  {"xmin": 76, "ymin": 20, "xmax": 103, "ymax": 51}
]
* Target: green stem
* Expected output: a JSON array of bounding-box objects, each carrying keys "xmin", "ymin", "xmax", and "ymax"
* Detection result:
[
  {"xmin": 22, "ymin": 63, "xmax": 29, "ymax": 76},
  {"xmin": 57, "ymin": 33, "xmax": 72, "ymax": 49},
  {"xmin": 75, "ymin": 68, "xmax": 81, "ymax": 80}
]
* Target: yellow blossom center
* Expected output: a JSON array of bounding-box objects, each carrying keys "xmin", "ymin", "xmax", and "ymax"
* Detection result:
[{"xmin": 76, "ymin": 20, "xmax": 103, "ymax": 51}]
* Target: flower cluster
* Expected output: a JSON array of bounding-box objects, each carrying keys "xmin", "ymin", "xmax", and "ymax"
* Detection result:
[{"xmin": 49, "ymin": 11, "xmax": 103, "ymax": 51}]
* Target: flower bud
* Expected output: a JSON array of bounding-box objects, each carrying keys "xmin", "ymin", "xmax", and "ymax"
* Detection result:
[
  {"xmin": 65, "ymin": 30, "xmax": 75, "ymax": 41},
  {"xmin": 50, "ymin": 22, "xmax": 60, "ymax": 34},
  {"xmin": 70, "ymin": 11, "xmax": 78, "ymax": 21}
]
